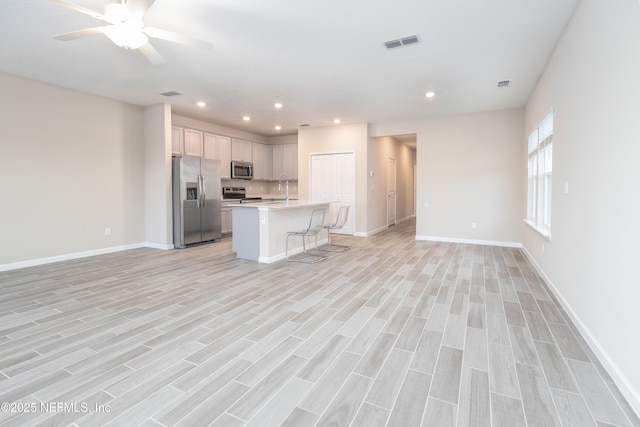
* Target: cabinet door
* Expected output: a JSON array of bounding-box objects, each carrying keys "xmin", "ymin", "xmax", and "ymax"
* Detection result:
[
  {"xmin": 171, "ymin": 127, "xmax": 183, "ymax": 155},
  {"xmin": 231, "ymin": 139, "xmax": 252, "ymax": 161},
  {"xmin": 217, "ymin": 136, "xmax": 231, "ymax": 179},
  {"xmin": 184, "ymin": 129, "xmax": 203, "ymax": 157},
  {"xmin": 252, "ymin": 143, "xmax": 271, "ymax": 180},
  {"xmin": 283, "ymin": 144, "xmax": 298, "ymax": 179},
  {"xmin": 261, "ymin": 144, "xmax": 272, "ymax": 180},
  {"xmin": 203, "ymin": 133, "xmax": 217, "ymax": 160},
  {"xmin": 221, "ymin": 208, "xmax": 232, "ymax": 234},
  {"xmin": 271, "ymin": 145, "xmax": 284, "ymax": 180}
]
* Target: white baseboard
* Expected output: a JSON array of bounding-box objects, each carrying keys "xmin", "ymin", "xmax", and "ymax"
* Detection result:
[
  {"xmin": 521, "ymin": 247, "xmax": 640, "ymax": 418},
  {"xmin": 0, "ymin": 243, "xmax": 146, "ymax": 272},
  {"xmin": 415, "ymin": 235, "xmax": 522, "ymax": 248},
  {"xmin": 357, "ymin": 215, "xmax": 417, "ymax": 237},
  {"xmin": 144, "ymin": 242, "xmax": 174, "ymax": 250}
]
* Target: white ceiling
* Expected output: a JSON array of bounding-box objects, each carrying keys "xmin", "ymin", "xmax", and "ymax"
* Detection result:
[{"xmin": 0, "ymin": 0, "xmax": 579, "ymax": 137}]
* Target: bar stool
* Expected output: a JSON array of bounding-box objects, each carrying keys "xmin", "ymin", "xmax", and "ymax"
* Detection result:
[
  {"xmin": 319, "ymin": 205, "xmax": 350, "ymax": 252},
  {"xmin": 286, "ymin": 208, "xmax": 327, "ymax": 263}
]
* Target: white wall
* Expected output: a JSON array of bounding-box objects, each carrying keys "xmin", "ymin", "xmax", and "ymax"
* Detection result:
[
  {"xmin": 298, "ymin": 123, "xmax": 369, "ymax": 234},
  {"xmin": 144, "ymin": 103, "xmax": 173, "ymax": 249},
  {"xmin": 523, "ymin": 0, "xmax": 640, "ymax": 412},
  {"xmin": 368, "ymin": 135, "xmax": 416, "ymax": 232},
  {"xmin": 0, "ymin": 73, "xmax": 146, "ymax": 269},
  {"xmin": 372, "ymin": 108, "xmax": 524, "ymax": 245}
]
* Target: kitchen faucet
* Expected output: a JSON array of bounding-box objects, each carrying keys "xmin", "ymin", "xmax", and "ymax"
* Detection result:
[{"xmin": 278, "ymin": 172, "xmax": 289, "ymax": 201}]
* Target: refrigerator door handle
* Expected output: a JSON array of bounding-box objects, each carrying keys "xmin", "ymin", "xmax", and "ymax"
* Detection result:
[
  {"xmin": 201, "ymin": 174, "xmax": 206, "ymax": 207},
  {"xmin": 196, "ymin": 175, "xmax": 202, "ymax": 208}
]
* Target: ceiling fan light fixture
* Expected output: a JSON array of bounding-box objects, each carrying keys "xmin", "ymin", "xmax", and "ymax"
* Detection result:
[{"xmin": 103, "ymin": 22, "xmax": 147, "ymax": 50}]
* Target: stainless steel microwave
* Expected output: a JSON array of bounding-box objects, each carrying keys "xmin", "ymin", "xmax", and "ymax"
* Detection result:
[{"xmin": 231, "ymin": 161, "xmax": 253, "ymax": 180}]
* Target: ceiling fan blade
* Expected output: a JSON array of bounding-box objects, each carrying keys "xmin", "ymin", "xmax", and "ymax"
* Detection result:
[
  {"xmin": 144, "ymin": 27, "xmax": 212, "ymax": 51},
  {"xmin": 49, "ymin": 0, "xmax": 106, "ymax": 21},
  {"xmin": 139, "ymin": 42, "xmax": 165, "ymax": 65},
  {"xmin": 125, "ymin": 0, "xmax": 156, "ymax": 19},
  {"xmin": 53, "ymin": 27, "xmax": 107, "ymax": 41}
]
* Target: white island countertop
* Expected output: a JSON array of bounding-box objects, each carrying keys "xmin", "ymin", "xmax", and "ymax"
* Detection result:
[
  {"xmin": 227, "ymin": 199, "xmax": 329, "ymax": 210},
  {"xmin": 230, "ymin": 200, "xmax": 331, "ymax": 263}
]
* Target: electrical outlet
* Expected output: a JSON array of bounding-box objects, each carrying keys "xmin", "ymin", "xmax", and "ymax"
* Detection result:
[
  {"xmin": 105, "ymin": 227, "xmax": 111, "ymax": 236},
  {"xmin": 471, "ymin": 222, "xmax": 477, "ymax": 229}
]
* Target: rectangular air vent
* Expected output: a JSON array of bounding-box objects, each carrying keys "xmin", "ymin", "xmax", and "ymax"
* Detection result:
[
  {"xmin": 497, "ymin": 80, "xmax": 510, "ymax": 88},
  {"xmin": 160, "ymin": 91, "xmax": 182, "ymax": 97},
  {"xmin": 384, "ymin": 35, "xmax": 420, "ymax": 49},
  {"xmin": 384, "ymin": 40, "xmax": 402, "ymax": 49},
  {"xmin": 400, "ymin": 35, "xmax": 420, "ymax": 46}
]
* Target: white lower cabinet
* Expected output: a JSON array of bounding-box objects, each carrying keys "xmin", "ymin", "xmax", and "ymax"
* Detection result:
[{"xmin": 221, "ymin": 206, "xmax": 232, "ymax": 234}]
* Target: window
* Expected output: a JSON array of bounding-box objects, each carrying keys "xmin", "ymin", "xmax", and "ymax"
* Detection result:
[{"xmin": 526, "ymin": 110, "xmax": 553, "ymax": 237}]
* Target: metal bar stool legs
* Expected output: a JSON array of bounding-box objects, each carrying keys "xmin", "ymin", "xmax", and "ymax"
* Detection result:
[
  {"xmin": 286, "ymin": 208, "xmax": 328, "ymax": 263},
  {"xmin": 319, "ymin": 205, "xmax": 350, "ymax": 252}
]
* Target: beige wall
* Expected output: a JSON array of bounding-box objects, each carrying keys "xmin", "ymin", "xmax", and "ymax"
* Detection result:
[
  {"xmin": 523, "ymin": 0, "xmax": 640, "ymax": 411},
  {"xmin": 372, "ymin": 108, "xmax": 524, "ymax": 245},
  {"xmin": 0, "ymin": 72, "xmax": 146, "ymax": 268},
  {"xmin": 298, "ymin": 123, "xmax": 369, "ymax": 234}
]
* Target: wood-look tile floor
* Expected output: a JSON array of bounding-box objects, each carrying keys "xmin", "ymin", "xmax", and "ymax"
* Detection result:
[{"xmin": 1, "ymin": 219, "xmax": 638, "ymax": 426}]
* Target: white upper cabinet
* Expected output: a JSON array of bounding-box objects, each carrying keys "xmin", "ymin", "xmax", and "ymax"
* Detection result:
[
  {"xmin": 184, "ymin": 129, "xmax": 204, "ymax": 157},
  {"xmin": 271, "ymin": 145, "xmax": 284, "ymax": 181},
  {"xmin": 252, "ymin": 142, "xmax": 271, "ymax": 180},
  {"xmin": 283, "ymin": 144, "xmax": 298, "ymax": 180},
  {"xmin": 203, "ymin": 133, "xmax": 217, "ymax": 160},
  {"xmin": 272, "ymin": 144, "xmax": 298, "ymax": 180},
  {"xmin": 204, "ymin": 133, "xmax": 231, "ymax": 178},
  {"xmin": 217, "ymin": 136, "xmax": 231, "ymax": 179},
  {"xmin": 231, "ymin": 138, "xmax": 252, "ymax": 162},
  {"xmin": 171, "ymin": 127, "xmax": 183, "ymax": 155}
]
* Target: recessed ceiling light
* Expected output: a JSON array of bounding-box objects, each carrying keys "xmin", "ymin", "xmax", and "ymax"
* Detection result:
[
  {"xmin": 196, "ymin": 101, "xmax": 206, "ymax": 107},
  {"xmin": 274, "ymin": 103, "xmax": 283, "ymax": 109},
  {"xmin": 275, "ymin": 125, "xmax": 282, "ymax": 130},
  {"xmin": 243, "ymin": 116, "xmax": 250, "ymax": 121},
  {"xmin": 334, "ymin": 119, "xmax": 341, "ymax": 124},
  {"xmin": 425, "ymin": 91, "xmax": 436, "ymax": 98}
]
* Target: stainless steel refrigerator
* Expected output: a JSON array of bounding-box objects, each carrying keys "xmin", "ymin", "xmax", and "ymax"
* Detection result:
[{"xmin": 172, "ymin": 155, "xmax": 222, "ymax": 248}]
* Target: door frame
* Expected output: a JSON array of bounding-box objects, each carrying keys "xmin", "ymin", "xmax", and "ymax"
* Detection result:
[{"xmin": 387, "ymin": 156, "xmax": 397, "ymax": 227}]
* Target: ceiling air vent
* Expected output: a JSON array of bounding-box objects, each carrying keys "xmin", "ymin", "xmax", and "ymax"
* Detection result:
[
  {"xmin": 160, "ymin": 90, "xmax": 182, "ymax": 97},
  {"xmin": 384, "ymin": 39, "xmax": 402, "ymax": 49},
  {"xmin": 497, "ymin": 80, "xmax": 510, "ymax": 88},
  {"xmin": 384, "ymin": 35, "xmax": 420, "ymax": 50},
  {"xmin": 400, "ymin": 35, "xmax": 419, "ymax": 46}
]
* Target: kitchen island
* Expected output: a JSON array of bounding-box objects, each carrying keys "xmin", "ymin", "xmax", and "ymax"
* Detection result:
[{"xmin": 230, "ymin": 200, "xmax": 331, "ymax": 263}]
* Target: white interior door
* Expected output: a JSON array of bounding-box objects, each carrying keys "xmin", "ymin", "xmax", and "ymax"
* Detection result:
[
  {"xmin": 311, "ymin": 152, "xmax": 355, "ymax": 235},
  {"xmin": 387, "ymin": 157, "xmax": 397, "ymax": 226}
]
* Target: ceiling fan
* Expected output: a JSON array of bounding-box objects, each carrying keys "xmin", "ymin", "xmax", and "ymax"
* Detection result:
[{"xmin": 50, "ymin": 0, "xmax": 212, "ymax": 64}]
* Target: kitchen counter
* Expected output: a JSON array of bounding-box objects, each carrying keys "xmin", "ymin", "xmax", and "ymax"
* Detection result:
[
  {"xmin": 230, "ymin": 200, "xmax": 331, "ymax": 263},
  {"xmin": 227, "ymin": 199, "xmax": 326, "ymax": 209}
]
